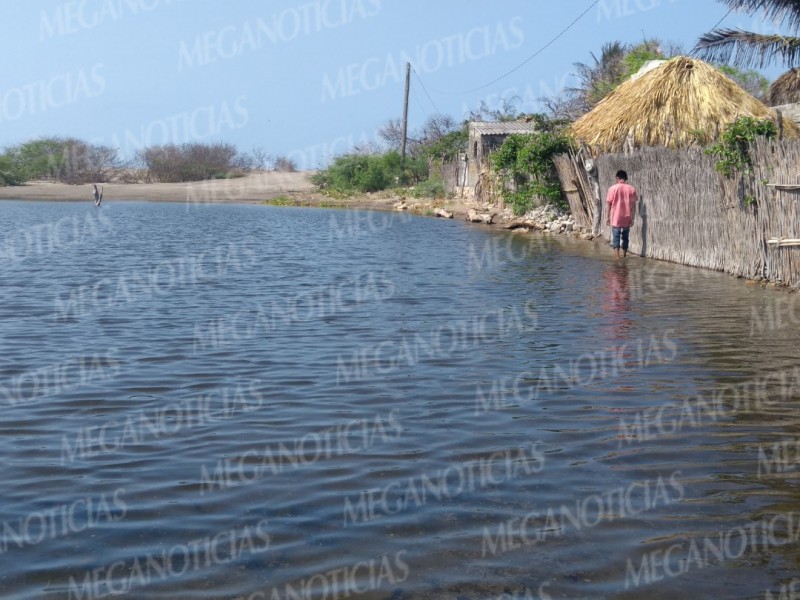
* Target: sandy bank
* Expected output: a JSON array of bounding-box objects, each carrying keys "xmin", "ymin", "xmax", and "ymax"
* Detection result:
[{"xmin": 0, "ymin": 172, "xmax": 318, "ymax": 204}]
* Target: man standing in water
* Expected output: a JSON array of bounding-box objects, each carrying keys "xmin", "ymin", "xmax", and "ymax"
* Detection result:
[{"xmin": 606, "ymin": 170, "xmax": 638, "ymax": 259}]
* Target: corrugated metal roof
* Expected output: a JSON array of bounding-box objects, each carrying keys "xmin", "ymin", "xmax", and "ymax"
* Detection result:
[{"xmin": 469, "ymin": 121, "xmax": 538, "ymax": 135}]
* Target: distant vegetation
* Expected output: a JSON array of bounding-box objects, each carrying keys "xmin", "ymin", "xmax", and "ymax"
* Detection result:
[
  {"xmin": 309, "ymin": 114, "xmax": 470, "ymax": 197},
  {"xmin": 0, "ymin": 138, "xmax": 298, "ymax": 186},
  {"xmin": 0, "ymin": 137, "xmax": 121, "ymax": 185},
  {"xmin": 138, "ymin": 143, "xmax": 252, "ymax": 182}
]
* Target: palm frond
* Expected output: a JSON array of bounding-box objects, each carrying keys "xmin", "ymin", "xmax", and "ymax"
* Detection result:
[
  {"xmin": 693, "ymin": 28, "xmax": 800, "ymax": 68},
  {"xmin": 718, "ymin": 0, "xmax": 800, "ymax": 33}
]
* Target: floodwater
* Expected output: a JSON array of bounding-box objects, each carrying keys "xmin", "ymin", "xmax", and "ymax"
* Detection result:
[{"xmin": 0, "ymin": 200, "xmax": 799, "ymax": 600}]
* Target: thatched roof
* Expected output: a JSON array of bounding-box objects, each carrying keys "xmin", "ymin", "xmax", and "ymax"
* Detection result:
[
  {"xmin": 571, "ymin": 56, "xmax": 799, "ymax": 153},
  {"xmin": 768, "ymin": 68, "xmax": 800, "ymax": 106}
]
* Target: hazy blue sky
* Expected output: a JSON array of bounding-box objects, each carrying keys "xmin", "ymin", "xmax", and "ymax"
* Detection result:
[{"xmin": 0, "ymin": 1, "xmax": 790, "ymax": 168}]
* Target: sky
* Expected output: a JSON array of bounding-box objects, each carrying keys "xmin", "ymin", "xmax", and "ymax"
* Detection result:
[{"xmin": 0, "ymin": 0, "xmax": 792, "ymax": 169}]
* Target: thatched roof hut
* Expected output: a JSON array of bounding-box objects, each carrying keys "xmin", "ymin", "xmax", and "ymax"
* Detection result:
[
  {"xmin": 768, "ymin": 68, "xmax": 800, "ymax": 106},
  {"xmin": 571, "ymin": 56, "xmax": 799, "ymax": 153}
]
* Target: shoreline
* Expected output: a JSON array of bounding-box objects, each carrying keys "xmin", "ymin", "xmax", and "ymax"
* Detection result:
[{"xmin": 1, "ymin": 175, "xmax": 793, "ymax": 291}]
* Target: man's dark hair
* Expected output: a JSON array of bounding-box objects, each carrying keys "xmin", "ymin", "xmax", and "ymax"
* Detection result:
[{"xmin": 616, "ymin": 170, "xmax": 628, "ymax": 181}]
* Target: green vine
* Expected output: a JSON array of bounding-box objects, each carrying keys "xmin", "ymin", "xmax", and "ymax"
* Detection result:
[
  {"xmin": 491, "ymin": 122, "xmax": 573, "ymax": 215},
  {"xmin": 705, "ymin": 116, "xmax": 777, "ymax": 178}
]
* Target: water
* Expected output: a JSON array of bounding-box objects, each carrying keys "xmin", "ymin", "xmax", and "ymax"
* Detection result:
[{"xmin": 0, "ymin": 200, "xmax": 799, "ymax": 600}]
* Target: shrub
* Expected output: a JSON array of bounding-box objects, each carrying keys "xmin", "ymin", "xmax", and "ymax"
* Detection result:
[
  {"xmin": 270, "ymin": 155, "xmax": 298, "ymax": 172},
  {"xmin": 310, "ymin": 151, "xmax": 425, "ymax": 193},
  {"xmin": 411, "ymin": 177, "xmax": 445, "ymax": 199},
  {"xmin": 139, "ymin": 143, "xmax": 249, "ymax": 182}
]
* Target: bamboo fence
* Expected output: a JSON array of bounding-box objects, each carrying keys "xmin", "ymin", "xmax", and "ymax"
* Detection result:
[
  {"xmin": 554, "ymin": 139, "xmax": 800, "ymax": 288},
  {"xmin": 553, "ymin": 152, "xmax": 595, "ymax": 230}
]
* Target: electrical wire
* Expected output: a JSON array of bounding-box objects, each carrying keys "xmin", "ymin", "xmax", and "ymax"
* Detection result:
[
  {"xmin": 423, "ymin": 0, "xmax": 600, "ymax": 95},
  {"xmin": 412, "ymin": 67, "xmax": 442, "ymax": 114},
  {"xmin": 709, "ymin": 7, "xmax": 734, "ymax": 31}
]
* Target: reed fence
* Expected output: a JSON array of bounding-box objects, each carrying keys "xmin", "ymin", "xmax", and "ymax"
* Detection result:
[{"xmin": 554, "ymin": 140, "xmax": 800, "ymax": 288}]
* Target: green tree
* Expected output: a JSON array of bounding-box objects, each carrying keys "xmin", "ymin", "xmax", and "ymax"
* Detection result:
[
  {"xmin": 0, "ymin": 154, "xmax": 23, "ymax": 186},
  {"xmin": 545, "ymin": 39, "xmax": 673, "ymax": 119},
  {"xmin": 1, "ymin": 137, "xmax": 121, "ymax": 184},
  {"xmin": 717, "ymin": 64, "xmax": 770, "ymax": 98}
]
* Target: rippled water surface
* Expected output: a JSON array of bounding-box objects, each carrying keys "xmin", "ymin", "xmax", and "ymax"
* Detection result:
[{"xmin": 1, "ymin": 200, "xmax": 799, "ymax": 600}]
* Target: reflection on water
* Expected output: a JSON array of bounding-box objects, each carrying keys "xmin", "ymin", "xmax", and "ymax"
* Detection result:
[
  {"xmin": 602, "ymin": 261, "xmax": 632, "ymax": 342},
  {"xmin": 0, "ymin": 201, "xmax": 799, "ymax": 600}
]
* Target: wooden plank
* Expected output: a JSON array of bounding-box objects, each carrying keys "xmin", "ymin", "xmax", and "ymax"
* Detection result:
[{"xmin": 766, "ymin": 183, "xmax": 800, "ymax": 190}]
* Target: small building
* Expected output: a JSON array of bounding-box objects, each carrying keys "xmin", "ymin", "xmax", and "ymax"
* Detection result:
[
  {"xmin": 772, "ymin": 103, "xmax": 800, "ymax": 127},
  {"xmin": 464, "ymin": 120, "xmax": 538, "ymax": 187}
]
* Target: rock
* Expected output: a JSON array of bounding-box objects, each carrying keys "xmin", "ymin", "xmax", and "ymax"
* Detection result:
[
  {"xmin": 566, "ymin": 223, "xmax": 574, "ymax": 232},
  {"xmin": 434, "ymin": 208, "xmax": 453, "ymax": 219},
  {"xmin": 394, "ymin": 201, "xmax": 408, "ymax": 211},
  {"xmin": 466, "ymin": 209, "xmax": 495, "ymax": 224},
  {"xmin": 503, "ymin": 219, "xmax": 534, "ymax": 230},
  {"xmin": 581, "ymin": 232, "xmax": 595, "ymax": 240}
]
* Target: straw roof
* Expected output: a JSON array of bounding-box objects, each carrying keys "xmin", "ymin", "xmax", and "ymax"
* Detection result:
[
  {"xmin": 768, "ymin": 68, "xmax": 800, "ymax": 106},
  {"xmin": 571, "ymin": 56, "xmax": 799, "ymax": 153}
]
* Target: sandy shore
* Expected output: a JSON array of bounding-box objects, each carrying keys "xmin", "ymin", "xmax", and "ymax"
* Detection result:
[
  {"xmin": 0, "ymin": 172, "xmax": 323, "ymax": 204},
  {"xmin": 0, "ymin": 171, "xmax": 471, "ymax": 214}
]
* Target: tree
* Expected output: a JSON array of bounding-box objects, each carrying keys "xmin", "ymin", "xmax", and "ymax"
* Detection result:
[
  {"xmin": 378, "ymin": 118, "xmax": 407, "ymax": 151},
  {"xmin": 1, "ymin": 137, "xmax": 121, "ymax": 184},
  {"xmin": 570, "ymin": 41, "xmax": 627, "ymax": 111},
  {"xmin": 717, "ymin": 64, "xmax": 770, "ymax": 98},
  {"xmin": 466, "ymin": 98, "xmax": 520, "ymax": 122},
  {"xmin": 541, "ymin": 39, "xmax": 673, "ymax": 120},
  {"xmin": 378, "ymin": 113, "xmax": 461, "ymax": 158},
  {"xmin": 694, "ymin": 1, "xmax": 800, "ymax": 69}
]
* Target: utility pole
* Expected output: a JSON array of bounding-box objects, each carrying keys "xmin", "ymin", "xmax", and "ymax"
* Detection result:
[{"xmin": 400, "ymin": 62, "xmax": 410, "ymax": 164}]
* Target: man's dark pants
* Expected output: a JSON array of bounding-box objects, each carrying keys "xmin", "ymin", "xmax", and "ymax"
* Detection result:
[{"xmin": 612, "ymin": 227, "xmax": 630, "ymax": 250}]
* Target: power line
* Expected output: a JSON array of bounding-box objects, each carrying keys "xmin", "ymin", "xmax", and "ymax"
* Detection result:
[
  {"xmin": 409, "ymin": 84, "xmax": 429, "ymax": 121},
  {"xmin": 412, "ymin": 67, "xmax": 442, "ymax": 114},
  {"xmin": 423, "ymin": 0, "xmax": 600, "ymax": 96},
  {"xmin": 710, "ymin": 7, "xmax": 734, "ymax": 31}
]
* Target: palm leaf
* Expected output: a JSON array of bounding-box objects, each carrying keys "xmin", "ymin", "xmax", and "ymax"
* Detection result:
[
  {"xmin": 717, "ymin": 0, "xmax": 800, "ymax": 32},
  {"xmin": 693, "ymin": 28, "xmax": 800, "ymax": 68}
]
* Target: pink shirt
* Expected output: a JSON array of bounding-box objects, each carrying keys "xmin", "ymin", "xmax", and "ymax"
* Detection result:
[{"xmin": 606, "ymin": 182, "xmax": 638, "ymax": 228}]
